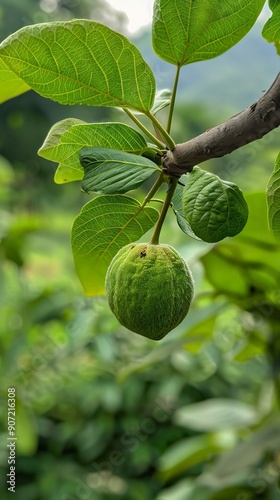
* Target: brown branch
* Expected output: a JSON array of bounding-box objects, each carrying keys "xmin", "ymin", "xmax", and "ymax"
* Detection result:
[{"xmin": 162, "ymin": 73, "xmax": 280, "ymax": 177}]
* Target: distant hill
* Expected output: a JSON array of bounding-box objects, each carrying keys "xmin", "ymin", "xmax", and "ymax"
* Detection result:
[{"xmin": 132, "ymin": 21, "xmax": 279, "ymax": 112}]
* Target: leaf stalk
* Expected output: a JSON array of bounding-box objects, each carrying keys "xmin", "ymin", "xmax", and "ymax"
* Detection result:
[
  {"xmin": 124, "ymin": 109, "xmax": 165, "ymax": 149},
  {"xmin": 150, "ymin": 178, "xmax": 178, "ymax": 244},
  {"xmin": 146, "ymin": 111, "xmax": 176, "ymax": 150},
  {"xmin": 140, "ymin": 173, "xmax": 165, "ymax": 209},
  {"xmin": 166, "ymin": 65, "xmax": 181, "ymax": 134}
]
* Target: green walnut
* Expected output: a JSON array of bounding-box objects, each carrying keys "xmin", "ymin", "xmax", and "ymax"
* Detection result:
[{"xmin": 105, "ymin": 243, "xmax": 194, "ymax": 340}]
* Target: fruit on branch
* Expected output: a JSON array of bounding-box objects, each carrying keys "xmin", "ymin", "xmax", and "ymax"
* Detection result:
[
  {"xmin": 182, "ymin": 167, "xmax": 249, "ymax": 243},
  {"xmin": 105, "ymin": 243, "xmax": 194, "ymax": 340}
]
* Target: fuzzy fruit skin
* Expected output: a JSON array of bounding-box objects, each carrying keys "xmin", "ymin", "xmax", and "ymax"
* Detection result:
[{"xmin": 105, "ymin": 243, "xmax": 194, "ymax": 340}]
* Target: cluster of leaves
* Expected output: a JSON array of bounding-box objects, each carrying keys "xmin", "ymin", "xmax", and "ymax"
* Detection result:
[
  {"xmin": 1, "ymin": 175, "xmax": 280, "ymax": 499},
  {"xmin": 1, "ymin": 1, "xmax": 280, "ymax": 499},
  {"xmin": 0, "ymin": 150, "xmax": 280, "ymax": 500},
  {"xmin": 0, "ymin": 0, "xmax": 279, "ymax": 302}
]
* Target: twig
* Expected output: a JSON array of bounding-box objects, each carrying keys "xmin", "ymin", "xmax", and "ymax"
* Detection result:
[{"xmin": 162, "ymin": 73, "xmax": 280, "ymax": 177}]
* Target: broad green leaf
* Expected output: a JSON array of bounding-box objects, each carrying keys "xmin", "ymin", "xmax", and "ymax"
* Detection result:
[
  {"xmin": 239, "ymin": 192, "xmax": 277, "ymax": 245},
  {"xmin": 71, "ymin": 195, "xmax": 159, "ymax": 296},
  {"xmin": 174, "ymin": 399, "xmax": 258, "ymax": 431},
  {"xmin": 38, "ymin": 117, "xmax": 87, "ymax": 183},
  {"xmin": 38, "ymin": 121, "xmax": 149, "ymax": 184},
  {"xmin": 0, "ymin": 20, "xmax": 155, "ymax": 112},
  {"xmin": 182, "ymin": 167, "xmax": 248, "ymax": 243},
  {"xmin": 180, "ymin": 314, "xmax": 218, "ymax": 353},
  {"xmin": 158, "ymin": 435, "xmax": 228, "ymax": 481},
  {"xmin": 201, "ymin": 249, "xmax": 249, "ymax": 298},
  {"xmin": 262, "ymin": 0, "xmax": 280, "ymax": 55},
  {"xmin": 267, "ymin": 151, "xmax": 280, "ymax": 238},
  {"xmin": 16, "ymin": 402, "xmax": 38, "ymax": 455},
  {"xmin": 123, "ymin": 88, "xmax": 171, "ymax": 117},
  {"xmin": 172, "ymin": 174, "xmax": 202, "ymax": 241},
  {"xmin": 202, "ymin": 243, "xmax": 280, "ymax": 298},
  {"xmin": 208, "ymin": 488, "xmax": 255, "ymax": 500},
  {"xmin": 202, "ymin": 192, "xmax": 280, "ymax": 298},
  {"xmin": 209, "ymin": 418, "xmax": 280, "ymax": 478},
  {"xmin": 0, "ymin": 58, "xmax": 30, "ymax": 103},
  {"xmin": 118, "ymin": 303, "xmax": 224, "ymax": 381},
  {"xmin": 234, "ymin": 338, "xmax": 265, "ymax": 362},
  {"xmin": 275, "ymin": 39, "xmax": 280, "ymax": 55},
  {"xmin": 159, "ymin": 484, "xmax": 254, "ymax": 500},
  {"xmin": 151, "ymin": 89, "xmax": 171, "ymax": 115},
  {"xmin": 156, "ymin": 479, "xmax": 208, "ymax": 500},
  {"xmin": 80, "ymin": 147, "xmax": 161, "ymax": 194},
  {"xmin": 152, "ymin": 0, "xmax": 265, "ymax": 65},
  {"xmin": 156, "ymin": 479, "xmax": 204, "ymax": 500},
  {"xmin": 174, "ymin": 210, "xmax": 200, "ymax": 239},
  {"xmin": 39, "ymin": 118, "xmax": 87, "ymax": 156}
]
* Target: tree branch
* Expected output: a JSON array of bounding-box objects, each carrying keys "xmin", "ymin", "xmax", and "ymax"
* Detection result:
[{"xmin": 162, "ymin": 73, "xmax": 280, "ymax": 177}]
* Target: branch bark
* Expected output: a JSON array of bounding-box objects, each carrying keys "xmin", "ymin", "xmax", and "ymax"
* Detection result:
[{"xmin": 162, "ymin": 73, "xmax": 280, "ymax": 177}]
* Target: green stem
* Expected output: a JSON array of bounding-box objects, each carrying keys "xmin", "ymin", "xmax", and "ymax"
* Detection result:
[
  {"xmin": 150, "ymin": 178, "xmax": 178, "ymax": 244},
  {"xmin": 120, "ymin": 174, "xmax": 164, "ymax": 234},
  {"xmin": 124, "ymin": 109, "xmax": 165, "ymax": 149},
  {"xmin": 150, "ymin": 198, "xmax": 165, "ymax": 204},
  {"xmin": 141, "ymin": 173, "xmax": 165, "ymax": 209},
  {"xmin": 167, "ymin": 65, "xmax": 181, "ymax": 134},
  {"xmin": 146, "ymin": 111, "xmax": 176, "ymax": 150}
]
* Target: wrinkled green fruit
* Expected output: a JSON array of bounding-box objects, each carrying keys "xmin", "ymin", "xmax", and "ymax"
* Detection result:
[{"xmin": 105, "ymin": 243, "xmax": 194, "ymax": 340}]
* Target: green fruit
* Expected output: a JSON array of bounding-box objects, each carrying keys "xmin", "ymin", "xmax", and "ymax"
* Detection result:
[{"xmin": 105, "ymin": 243, "xmax": 194, "ymax": 340}]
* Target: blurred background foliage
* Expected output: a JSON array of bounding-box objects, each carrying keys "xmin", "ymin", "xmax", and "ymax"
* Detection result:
[{"xmin": 0, "ymin": 1, "xmax": 280, "ymax": 499}]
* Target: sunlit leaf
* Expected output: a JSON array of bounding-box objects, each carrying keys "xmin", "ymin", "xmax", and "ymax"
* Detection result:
[
  {"xmin": 123, "ymin": 88, "xmax": 172, "ymax": 117},
  {"xmin": 16, "ymin": 403, "xmax": 38, "ymax": 455},
  {"xmin": 262, "ymin": 0, "xmax": 280, "ymax": 54},
  {"xmin": 158, "ymin": 435, "xmax": 227, "ymax": 481},
  {"xmin": 151, "ymin": 88, "xmax": 171, "ymax": 114},
  {"xmin": 267, "ymin": 151, "xmax": 280, "ymax": 238},
  {"xmin": 174, "ymin": 399, "xmax": 258, "ymax": 431},
  {"xmin": 275, "ymin": 39, "xmax": 280, "ymax": 55},
  {"xmin": 38, "ymin": 121, "xmax": 149, "ymax": 184},
  {"xmin": 202, "ymin": 244, "xmax": 280, "ymax": 298},
  {"xmin": 156, "ymin": 479, "xmax": 204, "ymax": 500},
  {"xmin": 0, "ymin": 58, "xmax": 30, "ymax": 104},
  {"xmin": 80, "ymin": 147, "xmax": 160, "ymax": 194},
  {"xmin": 71, "ymin": 195, "xmax": 159, "ymax": 296},
  {"xmin": 181, "ymin": 314, "xmax": 218, "ymax": 353},
  {"xmin": 201, "ymin": 249, "xmax": 249, "ymax": 298},
  {"xmin": 118, "ymin": 303, "xmax": 224, "ymax": 381},
  {"xmin": 152, "ymin": 0, "xmax": 265, "ymax": 65},
  {"xmin": 209, "ymin": 419, "xmax": 280, "ymax": 478},
  {"xmin": 0, "ymin": 20, "xmax": 155, "ymax": 111},
  {"xmin": 202, "ymin": 192, "xmax": 280, "ymax": 300},
  {"xmin": 234, "ymin": 339, "xmax": 265, "ymax": 362},
  {"xmin": 239, "ymin": 192, "xmax": 277, "ymax": 245}
]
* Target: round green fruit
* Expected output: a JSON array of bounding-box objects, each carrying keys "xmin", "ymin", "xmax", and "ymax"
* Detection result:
[{"xmin": 105, "ymin": 243, "xmax": 194, "ymax": 340}]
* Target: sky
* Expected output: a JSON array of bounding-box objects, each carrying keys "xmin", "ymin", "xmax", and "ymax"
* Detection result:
[{"xmin": 106, "ymin": 0, "xmax": 154, "ymax": 33}]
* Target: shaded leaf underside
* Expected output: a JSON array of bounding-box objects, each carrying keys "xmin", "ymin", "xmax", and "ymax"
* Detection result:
[
  {"xmin": 38, "ymin": 120, "xmax": 150, "ymax": 184},
  {"xmin": 0, "ymin": 20, "xmax": 155, "ymax": 111},
  {"xmin": 152, "ymin": 0, "xmax": 266, "ymax": 65},
  {"xmin": 80, "ymin": 147, "xmax": 160, "ymax": 194}
]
